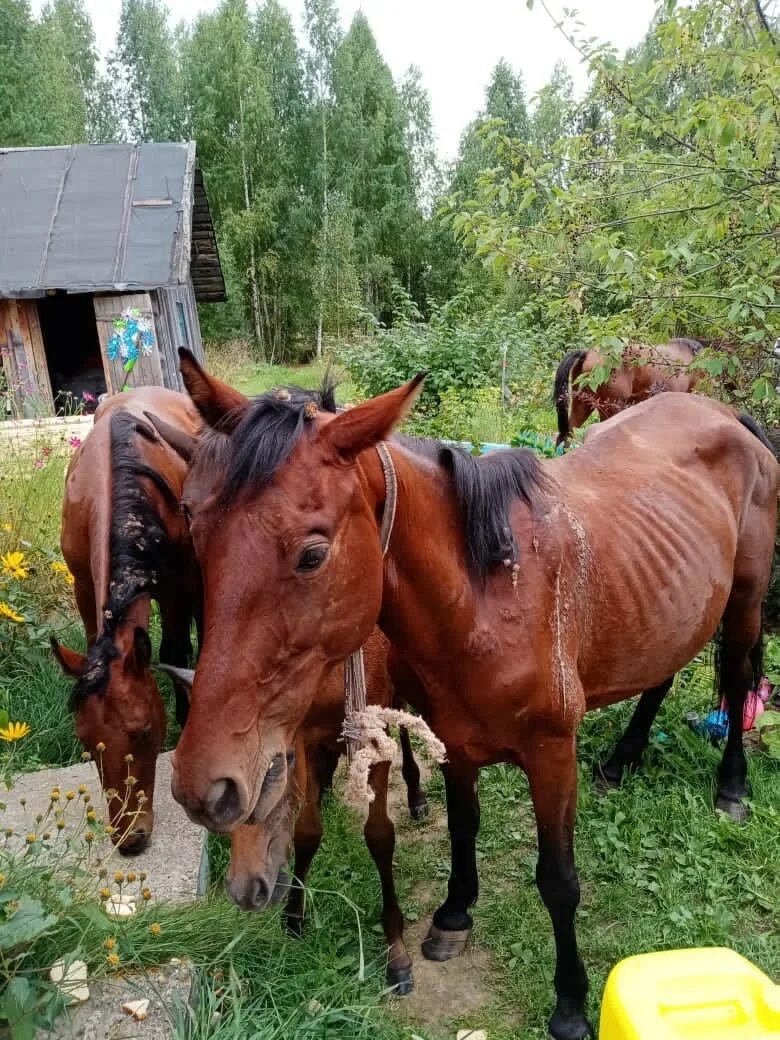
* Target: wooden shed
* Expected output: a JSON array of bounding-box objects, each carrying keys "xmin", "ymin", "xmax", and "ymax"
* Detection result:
[{"xmin": 0, "ymin": 142, "xmax": 225, "ymax": 418}]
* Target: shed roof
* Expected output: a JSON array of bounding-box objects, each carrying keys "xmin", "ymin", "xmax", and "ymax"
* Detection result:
[{"xmin": 0, "ymin": 142, "xmax": 225, "ymax": 303}]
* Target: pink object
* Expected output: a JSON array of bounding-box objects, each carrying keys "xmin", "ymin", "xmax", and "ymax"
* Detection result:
[
  {"xmin": 720, "ymin": 677, "xmax": 772, "ymax": 731},
  {"xmin": 68, "ymin": 436, "xmax": 82, "ymax": 449}
]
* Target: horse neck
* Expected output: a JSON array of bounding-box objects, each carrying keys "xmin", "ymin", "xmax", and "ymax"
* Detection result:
[{"xmin": 358, "ymin": 444, "xmax": 477, "ymax": 667}]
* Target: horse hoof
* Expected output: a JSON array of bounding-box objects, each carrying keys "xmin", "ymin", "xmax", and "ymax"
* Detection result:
[
  {"xmin": 715, "ymin": 795, "xmax": 750, "ymax": 823},
  {"xmin": 387, "ymin": 965, "xmax": 414, "ymax": 995},
  {"xmin": 421, "ymin": 924, "xmax": 471, "ymax": 962},
  {"xmin": 590, "ymin": 765, "xmax": 624, "ymax": 794},
  {"xmin": 548, "ymin": 1010, "xmax": 594, "ymax": 1040},
  {"xmin": 409, "ymin": 798, "xmax": 429, "ymax": 821}
]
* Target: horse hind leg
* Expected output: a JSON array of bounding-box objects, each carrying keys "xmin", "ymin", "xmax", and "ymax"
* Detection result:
[
  {"xmin": 715, "ymin": 600, "xmax": 763, "ymax": 823},
  {"xmin": 594, "ymin": 678, "xmax": 674, "ymax": 791}
]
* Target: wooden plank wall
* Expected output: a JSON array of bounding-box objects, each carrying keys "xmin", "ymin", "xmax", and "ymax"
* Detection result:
[
  {"xmin": 93, "ymin": 293, "xmax": 164, "ymax": 395},
  {"xmin": 155, "ymin": 279, "xmax": 205, "ymax": 391},
  {"xmin": 0, "ymin": 299, "xmax": 55, "ymax": 417}
]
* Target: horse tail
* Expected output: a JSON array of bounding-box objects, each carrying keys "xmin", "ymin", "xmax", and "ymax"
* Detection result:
[
  {"xmin": 553, "ymin": 349, "xmax": 587, "ymax": 444},
  {"xmin": 738, "ymin": 413, "xmax": 775, "ymax": 456}
]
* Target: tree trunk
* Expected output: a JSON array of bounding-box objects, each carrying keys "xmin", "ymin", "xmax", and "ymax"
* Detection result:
[
  {"xmin": 239, "ymin": 92, "xmax": 265, "ymax": 361},
  {"xmin": 317, "ymin": 102, "xmax": 328, "ymax": 360}
]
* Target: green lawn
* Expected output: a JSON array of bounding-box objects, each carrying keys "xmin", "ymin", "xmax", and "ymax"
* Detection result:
[{"xmin": 1, "ymin": 377, "xmax": 778, "ymax": 1039}]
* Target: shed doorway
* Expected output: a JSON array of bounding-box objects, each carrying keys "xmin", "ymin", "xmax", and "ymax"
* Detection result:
[{"xmin": 38, "ymin": 293, "xmax": 106, "ymax": 414}]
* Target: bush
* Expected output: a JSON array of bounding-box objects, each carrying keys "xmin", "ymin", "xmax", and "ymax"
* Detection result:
[{"xmin": 341, "ymin": 303, "xmax": 562, "ymax": 439}]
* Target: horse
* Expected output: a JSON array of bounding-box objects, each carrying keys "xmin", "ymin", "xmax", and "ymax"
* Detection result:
[
  {"xmin": 164, "ymin": 350, "xmax": 777, "ymax": 1040},
  {"xmin": 162, "ymin": 630, "xmax": 426, "ymax": 995},
  {"xmin": 554, "ymin": 338, "xmax": 707, "ymax": 445},
  {"xmin": 147, "ymin": 388, "xmax": 426, "ymax": 993},
  {"xmin": 50, "ymin": 387, "xmax": 202, "ymax": 853}
]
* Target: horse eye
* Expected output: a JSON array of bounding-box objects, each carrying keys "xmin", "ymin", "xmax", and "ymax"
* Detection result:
[{"xmin": 296, "ymin": 544, "xmax": 328, "ymax": 573}]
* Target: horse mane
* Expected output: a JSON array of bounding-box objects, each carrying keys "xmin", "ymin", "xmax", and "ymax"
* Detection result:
[
  {"xmin": 216, "ymin": 377, "xmax": 338, "ymax": 505},
  {"xmin": 70, "ymin": 410, "xmax": 179, "ymax": 708},
  {"xmin": 398, "ymin": 438, "xmax": 549, "ymax": 579}
]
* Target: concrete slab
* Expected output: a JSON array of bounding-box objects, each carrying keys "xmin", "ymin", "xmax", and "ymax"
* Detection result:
[
  {"xmin": 38, "ymin": 959, "xmax": 194, "ymax": 1040},
  {"xmin": 4, "ymin": 752, "xmax": 208, "ymax": 903}
]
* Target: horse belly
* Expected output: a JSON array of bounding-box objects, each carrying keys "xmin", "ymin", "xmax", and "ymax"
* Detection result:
[{"xmin": 579, "ymin": 480, "xmax": 737, "ymax": 705}]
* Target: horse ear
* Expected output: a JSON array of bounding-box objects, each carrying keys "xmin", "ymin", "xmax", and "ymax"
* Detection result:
[
  {"xmin": 157, "ymin": 663, "xmax": 194, "ymax": 702},
  {"xmin": 178, "ymin": 348, "xmax": 249, "ymax": 432},
  {"xmin": 143, "ymin": 411, "xmax": 197, "ymax": 463},
  {"xmin": 318, "ymin": 374, "xmax": 425, "ymax": 462},
  {"xmin": 125, "ymin": 628, "xmax": 152, "ymax": 676},
  {"xmin": 50, "ymin": 637, "xmax": 86, "ymax": 678}
]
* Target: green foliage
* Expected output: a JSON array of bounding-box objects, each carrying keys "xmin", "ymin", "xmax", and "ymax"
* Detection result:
[{"xmin": 448, "ymin": 0, "xmax": 780, "ymax": 413}]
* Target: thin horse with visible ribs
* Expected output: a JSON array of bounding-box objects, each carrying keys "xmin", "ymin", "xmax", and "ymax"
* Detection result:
[
  {"xmin": 51, "ymin": 388, "xmax": 202, "ymax": 853},
  {"xmin": 167, "ymin": 349, "xmax": 777, "ymax": 1040}
]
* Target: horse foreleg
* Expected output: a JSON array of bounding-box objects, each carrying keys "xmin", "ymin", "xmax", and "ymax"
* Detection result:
[
  {"xmin": 284, "ymin": 745, "xmax": 333, "ymax": 936},
  {"xmin": 595, "ymin": 677, "xmax": 674, "ymax": 790},
  {"xmin": 399, "ymin": 725, "xmax": 428, "ymax": 820},
  {"xmin": 422, "ymin": 760, "xmax": 479, "ymax": 962},
  {"xmin": 527, "ymin": 737, "xmax": 592, "ymax": 1040},
  {"xmin": 158, "ymin": 595, "xmax": 194, "ymax": 729},
  {"xmin": 364, "ymin": 759, "xmax": 413, "ymax": 994}
]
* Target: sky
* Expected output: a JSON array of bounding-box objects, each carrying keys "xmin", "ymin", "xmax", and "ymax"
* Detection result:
[{"xmin": 34, "ymin": 0, "xmax": 658, "ymax": 161}]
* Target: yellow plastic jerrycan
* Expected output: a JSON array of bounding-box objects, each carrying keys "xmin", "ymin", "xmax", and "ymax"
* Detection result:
[{"xmin": 599, "ymin": 947, "xmax": 780, "ymax": 1039}]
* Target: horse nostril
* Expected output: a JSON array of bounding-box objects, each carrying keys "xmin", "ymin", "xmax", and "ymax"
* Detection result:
[
  {"xmin": 205, "ymin": 777, "xmax": 243, "ymax": 827},
  {"xmin": 250, "ymin": 877, "xmax": 271, "ymax": 910}
]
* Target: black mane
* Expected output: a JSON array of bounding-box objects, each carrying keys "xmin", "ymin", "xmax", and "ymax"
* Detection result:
[
  {"xmin": 398, "ymin": 437, "xmax": 548, "ymax": 579},
  {"xmin": 218, "ymin": 378, "xmax": 338, "ymax": 504},
  {"xmin": 70, "ymin": 410, "xmax": 180, "ymax": 708}
]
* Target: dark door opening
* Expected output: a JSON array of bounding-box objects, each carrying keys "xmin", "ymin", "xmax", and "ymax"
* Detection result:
[{"xmin": 38, "ymin": 293, "xmax": 106, "ymax": 414}]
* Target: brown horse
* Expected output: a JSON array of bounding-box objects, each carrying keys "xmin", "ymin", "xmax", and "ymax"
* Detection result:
[
  {"xmin": 554, "ymin": 338, "xmax": 707, "ymax": 445},
  {"xmin": 166, "ymin": 351, "xmax": 776, "ymax": 1040},
  {"xmin": 51, "ymin": 388, "xmax": 202, "ymax": 853},
  {"xmin": 163, "ymin": 630, "xmax": 425, "ymax": 994}
]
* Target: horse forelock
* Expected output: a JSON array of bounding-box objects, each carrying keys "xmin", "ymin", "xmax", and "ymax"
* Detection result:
[{"xmin": 212, "ymin": 378, "xmax": 338, "ymax": 505}]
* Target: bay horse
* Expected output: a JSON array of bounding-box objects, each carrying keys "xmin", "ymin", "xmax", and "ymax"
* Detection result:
[
  {"xmin": 554, "ymin": 338, "xmax": 707, "ymax": 445},
  {"xmin": 51, "ymin": 388, "xmax": 202, "ymax": 853},
  {"xmin": 162, "ymin": 630, "xmax": 426, "ymax": 994},
  {"xmin": 166, "ymin": 350, "xmax": 776, "ymax": 1040}
]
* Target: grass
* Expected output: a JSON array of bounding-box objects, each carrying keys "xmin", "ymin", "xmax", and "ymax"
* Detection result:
[
  {"xmin": 203, "ymin": 340, "xmax": 357, "ymax": 402},
  {"xmin": 0, "ymin": 368, "xmax": 778, "ymax": 1038}
]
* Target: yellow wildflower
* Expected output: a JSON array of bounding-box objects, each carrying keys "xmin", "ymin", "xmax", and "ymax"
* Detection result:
[
  {"xmin": 114, "ymin": 871, "xmax": 125, "ymax": 884},
  {"xmin": 0, "ymin": 721, "xmax": 30, "ymax": 742},
  {"xmin": 1, "ymin": 551, "xmax": 28, "ymax": 580},
  {"xmin": 141, "ymin": 888, "xmax": 152, "ymax": 901},
  {"xmin": 51, "ymin": 561, "xmax": 75, "ymax": 585},
  {"xmin": 78, "ymin": 784, "xmax": 87, "ymax": 795},
  {"xmin": 149, "ymin": 923, "xmax": 161, "ymax": 937},
  {"xmin": 1, "ymin": 523, "xmax": 11, "ymax": 532},
  {"xmin": 50, "ymin": 789, "xmax": 60, "ymax": 801},
  {"xmin": 25, "ymin": 834, "xmax": 36, "ymax": 844},
  {"xmin": 126, "ymin": 872, "xmax": 137, "ymax": 884},
  {"xmin": 100, "ymin": 887, "xmax": 111, "ymax": 900},
  {"xmin": 107, "ymin": 953, "xmax": 120, "ymax": 968},
  {"xmin": 95, "ymin": 742, "xmax": 106, "ymax": 753},
  {"xmin": 0, "ymin": 602, "xmax": 24, "ymax": 624},
  {"xmin": 0, "ymin": 874, "xmax": 5, "ymax": 886},
  {"xmin": 84, "ymin": 831, "xmax": 94, "ymax": 843},
  {"xmin": 104, "ymin": 937, "xmax": 116, "ymax": 950}
]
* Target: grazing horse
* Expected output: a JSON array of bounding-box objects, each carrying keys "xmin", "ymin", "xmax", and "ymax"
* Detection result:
[
  {"xmin": 51, "ymin": 388, "xmax": 201, "ymax": 853},
  {"xmin": 162, "ymin": 631, "xmax": 426, "ymax": 995},
  {"xmin": 167, "ymin": 350, "xmax": 776, "ymax": 1040},
  {"xmin": 554, "ymin": 338, "xmax": 707, "ymax": 445}
]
